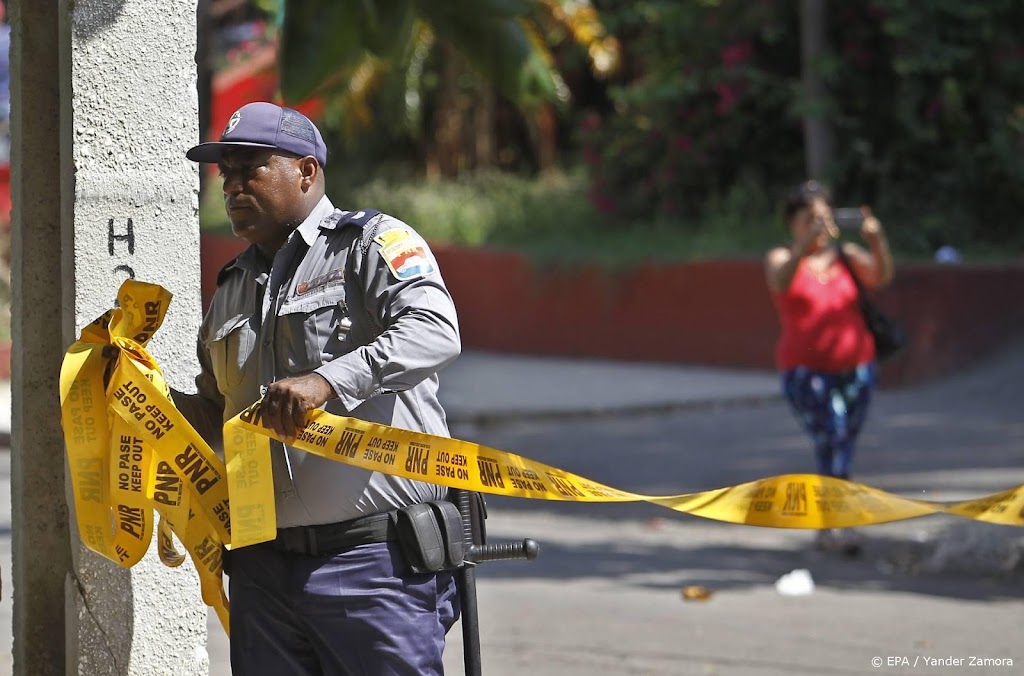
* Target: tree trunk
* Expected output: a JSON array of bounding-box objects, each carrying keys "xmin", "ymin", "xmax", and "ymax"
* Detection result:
[
  {"xmin": 800, "ymin": 0, "xmax": 833, "ymax": 180},
  {"xmin": 429, "ymin": 42, "xmax": 466, "ymax": 179},
  {"xmin": 473, "ymin": 85, "xmax": 496, "ymax": 170},
  {"xmin": 528, "ymin": 103, "xmax": 558, "ymax": 175}
]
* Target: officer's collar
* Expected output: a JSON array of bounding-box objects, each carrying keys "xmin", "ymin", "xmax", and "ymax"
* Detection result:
[
  {"xmin": 295, "ymin": 195, "xmax": 336, "ymax": 247},
  {"xmin": 228, "ymin": 246, "xmax": 269, "ymax": 281}
]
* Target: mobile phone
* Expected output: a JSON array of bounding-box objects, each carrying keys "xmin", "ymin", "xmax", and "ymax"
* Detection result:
[{"xmin": 833, "ymin": 208, "xmax": 864, "ymax": 231}]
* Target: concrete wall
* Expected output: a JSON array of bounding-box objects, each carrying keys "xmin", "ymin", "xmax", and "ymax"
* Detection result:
[
  {"xmin": 11, "ymin": 1, "xmax": 209, "ymax": 674},
  {"xmin": 61, "ymin": 1, "xmax": 209, "ymax": 672}
]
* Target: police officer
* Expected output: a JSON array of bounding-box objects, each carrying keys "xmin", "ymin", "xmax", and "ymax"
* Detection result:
[{"xmin": 173, "ymin": 101, "xmax": 461, "ymax": 675}]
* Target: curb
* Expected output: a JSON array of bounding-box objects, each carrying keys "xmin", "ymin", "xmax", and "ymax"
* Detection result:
[{"xmin": 446, "ymin": 392, "xmax": 783, "ymax": 427}]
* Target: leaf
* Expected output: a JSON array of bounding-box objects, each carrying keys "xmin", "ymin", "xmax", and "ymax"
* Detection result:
[
  {"xmin": 279, "ymin": 0, "xmax": 562, "ymax": 109},
  {"xmin": 279, "ymin": 0, "xmax": 416, "ymax": 103},
  {"xmin": 416, "ymin": 3, "xmax": 560, "ymax": 105}
]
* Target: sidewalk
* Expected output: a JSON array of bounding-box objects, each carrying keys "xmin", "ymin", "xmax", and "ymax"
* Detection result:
[
  {"xmin": 0, "ymin": 350, "xmax": 782, "ymax": 442},
  {"xmin": 439, "ymin": 351, "xmax": 781, "ymax": 424}
]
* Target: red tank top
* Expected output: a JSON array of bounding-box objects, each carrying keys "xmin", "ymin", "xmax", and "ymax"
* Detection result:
[{"xmin": 773, "ymin": 256, "xmax": 875, "ymax": 372}]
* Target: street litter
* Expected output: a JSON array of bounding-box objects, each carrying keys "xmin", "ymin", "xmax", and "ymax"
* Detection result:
[
  {"xmin": 681, "ymin": 585, "xmax": 713, "ymax": 602},
  {"xmin": 774, "ymin": 568, "xmax": 815, "ymax": 596}
]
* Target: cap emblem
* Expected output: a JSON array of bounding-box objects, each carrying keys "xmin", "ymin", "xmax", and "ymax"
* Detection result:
[{"xmin": 224, "ymin": 111, "xmax": 241, "ymax": 136}]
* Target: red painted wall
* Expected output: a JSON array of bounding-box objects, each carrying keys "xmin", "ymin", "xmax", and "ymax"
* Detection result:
[
  {"xmin": 199, "ymin": 234, "xmax": 1024, "ymax": 388},
  {"xmin": 429, "ymin": 249, "xmax": 778, "ymax": 368}
]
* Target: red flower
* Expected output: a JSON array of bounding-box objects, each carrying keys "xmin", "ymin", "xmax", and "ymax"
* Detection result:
[
  {"xmin": 715, "ymin": 83, "xmax": 739, "ymax": 115},
  {"xmin": 580, "ymin": 112, "xmax": 603, "ymax": 131},
  {"xmin": 721, "ymin": 41, "xmax": 752, "ymax": 68},
  {"xmin": 1000, "ymin": 45, "xmax": 1024, "ymax": 61},
  {"xmin": 671, "ymin": 135, "xmax": 692, "ymax": 151}
]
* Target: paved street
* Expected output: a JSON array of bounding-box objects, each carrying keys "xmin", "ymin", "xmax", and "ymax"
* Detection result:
[
  {"xmin": 429, "ymin": 351, "xmax": 1024, "ymax": 675},
  {"xmin": 234, "ymin": 344, "xmax": 1024, "ymax": 675},
  {"xmin": 3, "ymin": 345, "xmax": 1024, "ymax": 674}
]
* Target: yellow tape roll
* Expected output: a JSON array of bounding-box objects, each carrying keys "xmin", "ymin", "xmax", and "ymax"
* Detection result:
[{"xmin": 59, "ymin": 280, "xmax": 1024, "ymax": 632}]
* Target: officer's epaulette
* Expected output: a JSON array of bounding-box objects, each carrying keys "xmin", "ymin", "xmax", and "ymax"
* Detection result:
[
  {"xmin": 216, "ymin": 254, "xmax": 242, "ymax": 287},
  {"xmin": 320, "ymin": 209, "xmax": 381, "ymax": 230}
]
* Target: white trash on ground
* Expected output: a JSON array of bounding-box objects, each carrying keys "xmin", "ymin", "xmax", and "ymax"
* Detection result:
[{"xmin": 774, "ymin": 568, "xmax": 815, "ymax": 596}]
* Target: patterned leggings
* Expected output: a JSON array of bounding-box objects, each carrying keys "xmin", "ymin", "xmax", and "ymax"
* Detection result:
[{"xmin": 782, "ymin": 363, "xmax": 876, "ymax": 479}]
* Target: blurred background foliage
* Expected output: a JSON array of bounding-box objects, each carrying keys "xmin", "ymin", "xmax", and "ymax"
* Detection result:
[{"xmin": 200, "ymin": 0, "xmax": 1024, "ymax": 262}]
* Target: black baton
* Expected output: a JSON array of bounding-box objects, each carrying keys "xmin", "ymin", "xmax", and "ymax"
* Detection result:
[{"xmin": 451, "ymin": 489, "xmax": 539, "ymax": 676}]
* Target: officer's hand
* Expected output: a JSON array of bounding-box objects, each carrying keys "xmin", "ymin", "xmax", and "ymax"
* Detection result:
[{"xmin": 261, "ymin": 373, "xmax": 335, "ymax": 443}]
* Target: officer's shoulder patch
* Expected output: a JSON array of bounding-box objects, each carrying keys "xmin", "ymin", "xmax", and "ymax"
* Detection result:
[
  {"xmin": 216, "ymin": 255, "xmax": 243, "ymax": 286},
  {"xmin": 373, "ymin": 228, "xmax": 412, "ymax": 248},
  {"xmin": 374, "ymin": 226, "xmax": 437, "ymax": 281}
]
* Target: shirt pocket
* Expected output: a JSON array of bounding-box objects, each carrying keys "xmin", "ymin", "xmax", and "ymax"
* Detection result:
[
  {"xmin": 278, "ymin": 286, "xmax": 351, "ymax": 374},
  {"xmin": 204, "ymin": 313, "xmax": 256, "ymax": 391}
]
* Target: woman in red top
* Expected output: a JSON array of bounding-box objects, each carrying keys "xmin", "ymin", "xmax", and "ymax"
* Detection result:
[{"xmin": 765, "ymin": 181, "xmax": 894, "ymax": 553}]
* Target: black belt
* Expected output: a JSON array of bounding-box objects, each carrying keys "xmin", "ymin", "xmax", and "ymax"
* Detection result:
[{"xmin": 271, "ymin": 512, "xmax": 398, "ymax": 556}]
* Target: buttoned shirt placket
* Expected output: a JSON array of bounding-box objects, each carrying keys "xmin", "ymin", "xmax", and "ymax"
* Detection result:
[{"xmin": 261, "ymin": 231, "xmax": 308, "ymax": 495}]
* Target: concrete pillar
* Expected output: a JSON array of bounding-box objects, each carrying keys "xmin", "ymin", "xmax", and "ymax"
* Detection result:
[
  {"xmin": 9, "ymin": 2, "xmax": 72, "ymax": 673},
  {"xmin": 12, "ymin": 1, "xmax": 208, "ymax": 674}
]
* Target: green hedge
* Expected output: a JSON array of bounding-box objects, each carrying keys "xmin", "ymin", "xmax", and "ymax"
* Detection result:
[{"xmin": 203, "ymin": 169, "xmax": 792, "ymax": 265}]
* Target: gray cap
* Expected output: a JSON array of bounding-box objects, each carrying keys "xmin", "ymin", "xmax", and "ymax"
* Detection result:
[{"xmin": 186, "ymin": 101, "xmax": 327, "ymax": 166}]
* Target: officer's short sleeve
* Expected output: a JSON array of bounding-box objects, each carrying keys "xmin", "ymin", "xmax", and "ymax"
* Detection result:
[{"xmin": 313, "ymin": 215, "xmax": 461, "ymax": 411}]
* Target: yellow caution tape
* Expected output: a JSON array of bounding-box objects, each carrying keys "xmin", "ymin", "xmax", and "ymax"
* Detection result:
[
  {"xmin": 224, "ymin": 403, "xmax": 1024, "ymax": 545},
  {"xmin": 60, "ymin": 281, "xmax": 230, "ymax": 634},
  {"xmin": 60, "ymin": 281, "xmax": 1024, "ymax": 629}
]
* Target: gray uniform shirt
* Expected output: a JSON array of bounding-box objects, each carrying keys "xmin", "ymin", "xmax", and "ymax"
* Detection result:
[{"xmin": 175, "ymin": 196, "xmax": 460, "ymax": 527}]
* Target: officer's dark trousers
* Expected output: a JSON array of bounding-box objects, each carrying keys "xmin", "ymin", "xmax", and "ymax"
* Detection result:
[{"xmin": 228, "ymin": 540, "xmax": 459, "ymax": 675}]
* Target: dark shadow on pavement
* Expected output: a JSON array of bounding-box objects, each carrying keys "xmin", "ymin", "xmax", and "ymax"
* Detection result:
[{"xmin": 473, "ymin": 533, "xmax": 1024, "ymax": 603}]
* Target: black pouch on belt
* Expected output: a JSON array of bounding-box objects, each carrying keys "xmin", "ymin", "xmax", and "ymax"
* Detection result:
[{"xmin": 395, "ymin": 501, "xmax": 466, "ymax": 573}]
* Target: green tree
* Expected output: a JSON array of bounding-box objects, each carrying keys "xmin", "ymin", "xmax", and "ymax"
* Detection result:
[
  {"xmin": 580, "ymin": 0, "xmax": 1024, "ymax": 253},
  {"xmin": 277, "ymin": 1, "xmax": 561, "ymax": 107},
  {"xmin": 271, "ymin": 0, "xmax": 559, "ymax": 177},
  {"xmin": 581, "ymin": 0, "xmax": 801, "ymax": 221},
  {"xmin": 267, "ymin": 0, "xmax": 616, "ymax": 177}
]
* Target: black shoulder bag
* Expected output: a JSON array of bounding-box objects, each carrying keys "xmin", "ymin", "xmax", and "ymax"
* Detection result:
[{"xmin": 835, "ymin": 245, "xmax": 909, "ymax": 362}]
